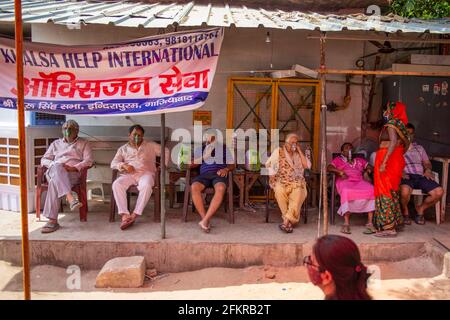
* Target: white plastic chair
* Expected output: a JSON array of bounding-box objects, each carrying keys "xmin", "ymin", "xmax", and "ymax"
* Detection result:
[
  {"xmin": 86, "ymin": 164, "xmax": 112, "ymax": 203},
  {"xmin": 411, "ymin": 171, "xmax": 441, "ymax": 225}
]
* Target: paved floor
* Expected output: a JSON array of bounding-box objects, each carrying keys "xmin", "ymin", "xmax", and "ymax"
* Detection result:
[{"xmin": 0, "ymin": 200, "xmax": 449, "ymax": 246}]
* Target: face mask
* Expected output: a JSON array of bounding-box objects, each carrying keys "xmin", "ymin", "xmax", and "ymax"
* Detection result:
[
  {"xmin": 307, "ymin": 265, "xmax": 323, "ymax": 286},
  {"xmin": 63, "ymin": 128, "xmax": 72, "ymax": 139},
  {"xmin": 291, "ymin": 143, "xmax": 297, "ymax": 152}
]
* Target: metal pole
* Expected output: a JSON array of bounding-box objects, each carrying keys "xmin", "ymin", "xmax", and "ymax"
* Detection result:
[
  {"xmin": 317, "ymin": 68, "xmax": 450, "ymax": 77},
  {"xmin": 160, "ymin": 114, "xmax": 166, "ymax": 239},
  {"xmin": 319, "ymin": 33, "xmax": 329, "ymax": 236},
  {"xmin": 14, "ymin": 0, "xmax": 31, "ymax": 300}
]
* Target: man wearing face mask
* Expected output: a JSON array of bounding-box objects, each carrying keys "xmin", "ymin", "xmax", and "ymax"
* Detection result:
[
  {"xmin": 111, "ymin": 125, "xmax": 169, "ymax": 230},
  {"xmin": 40, "ymin": 120, "xmax": 94, "ymax": 233},
  {"xmin": 400, "ymin": 123, "xmax": 444, "ymax": 225},
  {"xmin": 265, "ymin": 132, "xmax": 311, "ymax": 233},
  {"xmin": 190, "ymin": 128, "xmax": 235, "ymax": 233}
]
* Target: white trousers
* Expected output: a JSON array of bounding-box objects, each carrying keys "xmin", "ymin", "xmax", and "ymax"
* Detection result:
[
  {"xmin": 112, "ymin": 172, "xmax": 155, "ymax": 215},
  {"xmin": 43, "ymin": 163, "xmax": 80, "ymax": 220}
]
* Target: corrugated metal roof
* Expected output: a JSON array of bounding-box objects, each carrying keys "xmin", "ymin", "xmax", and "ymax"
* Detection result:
[{"xmin": 0, "ymin": 0, "xmax": 449, "ymax": 33}]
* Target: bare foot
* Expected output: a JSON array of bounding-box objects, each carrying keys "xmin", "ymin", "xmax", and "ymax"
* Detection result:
[{"xmin": 198, "ymin": 220, "xmax": 210, "ymax": 233}]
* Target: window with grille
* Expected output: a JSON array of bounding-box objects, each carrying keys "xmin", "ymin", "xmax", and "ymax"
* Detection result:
[{"xmin": 0, "ymin": 137, "xmax": 19, "ymax": 186}]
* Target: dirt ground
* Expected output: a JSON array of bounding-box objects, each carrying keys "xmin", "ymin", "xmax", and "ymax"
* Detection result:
[{"xmin": 1, "ymin": 256, "xmax": 449, "ymax": 300}]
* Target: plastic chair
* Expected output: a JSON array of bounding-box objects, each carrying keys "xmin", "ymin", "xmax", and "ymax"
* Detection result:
[
  {"xmin": 182, "ymin": 167, "xmax": 234, "ymax": 223},
  {"xmin": 36, "ymin": 165, "xmax": 90, "ymax": 222}
]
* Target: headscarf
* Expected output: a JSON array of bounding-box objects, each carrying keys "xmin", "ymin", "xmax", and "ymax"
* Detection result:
[{"xmin": 383, "ymin": 102, "xmax": 410, "ymax": 149}]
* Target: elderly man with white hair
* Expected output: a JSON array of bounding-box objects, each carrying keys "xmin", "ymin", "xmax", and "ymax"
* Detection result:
[
  {"xmin": 265, "ymin": 132, "xmax": 311, "ymax": 233},
  {"xmin": 40, "ymin": 120, "xmax": 94, "ymax": 233}
]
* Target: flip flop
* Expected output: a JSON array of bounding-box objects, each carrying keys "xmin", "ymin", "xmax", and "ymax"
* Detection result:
[
  {"xmin": 340, "ymin": 224, "xmax": 351, "ymax": 234},
  {"xmin": 415, "ymin": 215, "xmax": 425, "ymax": 225},
  {"xmin": 363, "ymin": 224, "xmax": 376, "ymax": 235}
]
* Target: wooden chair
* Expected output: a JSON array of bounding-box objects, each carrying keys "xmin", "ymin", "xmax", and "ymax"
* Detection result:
[
  {"xmin": 109, "ymin": 164, "xmax": 161, "ymax": 222},
  {"xmin": 182, "ymin": 167, "xmax": 234, "ymax": 223},
  {"xmin": 265, "ymin": 175, "xmax": 309, "ymax": 224},
  {"xmin": 411, "ymin": 171, "xmax": 441, "ymax": 225},
  {"xmin": 35, "ymin": 165, "xmax": 90, "ymax": 222},
  {"xmin": 330, "ymin": 153, "xmax": 367, "ymax": 225}
]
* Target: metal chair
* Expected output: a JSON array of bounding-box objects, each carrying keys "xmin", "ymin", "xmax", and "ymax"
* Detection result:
[
  {"xmin": 109, "ymin": 162, "xmax": 161, "ymax": 222},
  {"xmin": 182, "ymin": 166, "xmax": 234, "ymax": 223},
  {"xmin": 36, "ymin": 165, "xmax": 90, "ymax": 222}
]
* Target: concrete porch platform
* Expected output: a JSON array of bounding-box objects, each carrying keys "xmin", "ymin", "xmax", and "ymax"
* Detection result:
[{"xmin": 0, "ymin": 200, "xmax": 449, "ymax": 272}]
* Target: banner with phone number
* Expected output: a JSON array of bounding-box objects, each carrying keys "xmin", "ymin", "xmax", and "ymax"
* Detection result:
[{"xmin": 0, "ymin": 27, "xmax": 223, "ymax": 116}]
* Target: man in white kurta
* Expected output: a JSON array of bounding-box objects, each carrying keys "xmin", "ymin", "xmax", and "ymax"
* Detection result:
[
  {"xmin": 40, "ymin": 120, "xmax": 94, "ymax": 233},
  {"xmin": 111, "ymin": 125, "xmax": 169, "ymax": 230}
]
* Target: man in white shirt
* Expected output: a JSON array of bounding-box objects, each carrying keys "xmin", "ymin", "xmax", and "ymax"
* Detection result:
[
  {"xmin": 111, "ymin": 125, "xmax": 169, "ymax": 230},
  {"xmin": 40, "ymin": 120, "xmax": 94, "ymax": 233}
]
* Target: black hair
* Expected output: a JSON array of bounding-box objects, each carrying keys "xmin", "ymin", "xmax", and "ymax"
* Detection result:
[
  {"xmin": 406, "ymin": 123, "xmax": 415, "ymax": 131},
  {"xmin": 129, "ymin": 124, "xmax": 145, "ymax": 134},
  {"xmin": 340, "ymin": 142, "xmax": 352, "ymax": 152},
  {"xmin": 313, "ymin": 235, "xmax": 372, "ymax": 300}
]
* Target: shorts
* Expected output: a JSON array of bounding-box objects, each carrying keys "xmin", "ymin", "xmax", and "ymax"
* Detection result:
[
  {"xmin": 401, "ymin": 173, "xmax": 440, "ymax": 194},
  {"xmin": 192, "ymin": 171, "xmax": 228, "ymax": 188}
]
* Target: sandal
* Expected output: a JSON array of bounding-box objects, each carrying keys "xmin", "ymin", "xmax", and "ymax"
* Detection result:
[
  {"xmin": 363, "ymin": 224, "xmax": 376, "ymax": 235},
  {"xmin": 374, "ymin": 229, "xmax": 397, "ymax": 238},
  {"xmin": 41, "ymin": 222, "xmax": 60, "ymax": 234},
  {"xmin": 69, "ymin": 199, "xmax": 83, "ymax": 211},
  {"xmin": 340, "ymin": 224, "xmax": 351, "ymax": 234},
  {"xmin": 415, "ymin": 214, "xmax": 425, "ymax": 225},
  {"xmin": 120, "ymin": 216, "xmax": 135, "ymax": 230},
  {"xmin": 403, "ymin": 216, "xmax": 412, "ymax": 225},
  {"xmin": 279, "ymin": 224, "xmax": 292, "ymax": 233}
]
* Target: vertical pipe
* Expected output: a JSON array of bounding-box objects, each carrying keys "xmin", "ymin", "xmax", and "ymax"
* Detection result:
[
  {"xmin": 160, "ymin": 114, "xmax": 166, "ymax": 239},
  {"xmin": 14, "ymin": 0, "xmax": 31, "ymax": 300},
  {"xmin": 319, "ymin": 33, "xmax": 329, "ymax": 236}
]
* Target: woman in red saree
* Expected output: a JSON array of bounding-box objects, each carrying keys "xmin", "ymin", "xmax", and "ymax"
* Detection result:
[{"xmin": 373, "ymin": 102, "xmax": 410, "ymax": 237}]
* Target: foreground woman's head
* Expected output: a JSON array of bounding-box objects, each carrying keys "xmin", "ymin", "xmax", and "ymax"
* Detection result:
[{"xmin": 304, "ymin": 235, "xmax": 372, "ymax": 300}]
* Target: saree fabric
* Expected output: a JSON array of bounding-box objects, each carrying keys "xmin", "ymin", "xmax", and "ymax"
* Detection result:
[{"xmin": 374, "ymin": 102, "xmax": 410, "ymax": 231}]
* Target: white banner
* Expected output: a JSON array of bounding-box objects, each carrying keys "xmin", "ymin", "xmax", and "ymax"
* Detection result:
[{"xmin": 0, "ymin": 27, "xmax": 223, "ymax": 116}]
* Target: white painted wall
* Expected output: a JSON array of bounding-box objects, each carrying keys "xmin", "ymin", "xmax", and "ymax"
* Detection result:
[{"xmin": 30, "ymin": 23, "xmax": 366, "ymax": 159}]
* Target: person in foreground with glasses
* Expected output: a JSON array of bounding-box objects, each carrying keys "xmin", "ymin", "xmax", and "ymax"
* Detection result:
[{"xmin": 303, "ymin": 235, "xmax": 372, "ymax": 300}]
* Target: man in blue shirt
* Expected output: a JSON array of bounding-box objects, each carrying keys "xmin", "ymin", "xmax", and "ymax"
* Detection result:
[{"xmin": 190, "ymin": 129, "xmax": 235, "ymax": 233}]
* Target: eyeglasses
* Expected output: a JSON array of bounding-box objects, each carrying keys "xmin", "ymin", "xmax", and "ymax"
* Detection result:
[{"xmin": 303, "ymin": 255, "xmax": 324, "ymax": 272}]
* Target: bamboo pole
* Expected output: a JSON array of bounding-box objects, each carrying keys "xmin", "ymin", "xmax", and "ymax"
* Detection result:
[
  {"xmin": 14, "ymin": 0, "xmax": 31, "ymax": 300},
  {"xmin": 319, "ymin": 33, "xmax": 329, "ymax": 236},
  {"xmin": 161, "ymin": 113, "xmax": 166, "ymax": 239},
  {"xmin": 317, "ymin": 68, "xmax": 450, "ymax": 77}
]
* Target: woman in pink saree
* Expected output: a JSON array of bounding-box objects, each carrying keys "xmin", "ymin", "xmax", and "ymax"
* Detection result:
[{"xmin": 328, "ymin": 143, "xmax": 376, "ymax": 235}]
